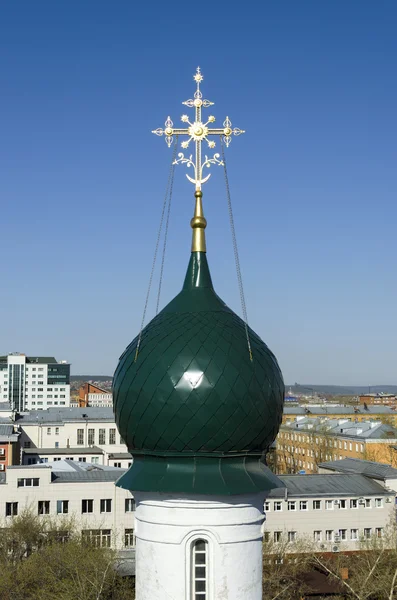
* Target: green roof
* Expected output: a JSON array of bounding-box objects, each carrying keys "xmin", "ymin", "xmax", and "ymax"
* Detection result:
[{"xmin": 113, "ymin": 251, "xmax": 284, "ymax": 494}]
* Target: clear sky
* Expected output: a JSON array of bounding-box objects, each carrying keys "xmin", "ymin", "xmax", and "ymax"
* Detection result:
[{"xmin": 1, "ymin": 1, "xmax": 396, "ymax": 385}]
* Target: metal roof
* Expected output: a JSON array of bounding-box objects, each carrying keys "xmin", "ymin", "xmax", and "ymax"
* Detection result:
[
  {"xmin": 23, "ymin": 446, "xmax": 104, "ymax": 455},
  {"xmin": 16, "ymin": 407, "xmax": 115, "ymax": 424},
  {"xmin": 0, "ymin": 424, "xmax": 16, "ymax": 436},
  {"xmin": 281, "ymin": 417, "xmax": 397, "ymax": 440},
  {"xmin": 269, "ymin": 474, "xmax": 393, "ymax": 498},
  {"xmin": 318, "ymin": 458, "xmax": 397, "ymax": 480}
]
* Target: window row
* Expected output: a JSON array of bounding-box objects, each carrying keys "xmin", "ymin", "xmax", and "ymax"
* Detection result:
[
  {"xmin": 5, "ymin": 497, "xmax": 135, "ymax": 517},
  {"xmin": 279, "ymin": 432, "xmax": 365, "ymax": 453},
  {"xmin": 264, "ymin": 497, "xmax": 384, "ymax": 512},
  {"xmin": 267, "ymin": 527, "xmax": 383, "ymax": 543},
  {"xmin": 77, "ymin": 428, "xmax": 119, "ymax": 446}
]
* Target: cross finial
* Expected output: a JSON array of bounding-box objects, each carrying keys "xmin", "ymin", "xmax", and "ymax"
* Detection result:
[{"xmin": 152, "ymin": 68, "xmax": 245, "ymax": 191}]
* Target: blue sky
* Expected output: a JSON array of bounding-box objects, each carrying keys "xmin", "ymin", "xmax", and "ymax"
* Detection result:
[{"xmin": 1, "ymin": 2, "xmax": 396, "ymax": 384}]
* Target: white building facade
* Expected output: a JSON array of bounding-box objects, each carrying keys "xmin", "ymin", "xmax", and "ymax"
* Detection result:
[
  {"xmin": 0, "ymin": 354, "xmax": 71, "ymax": 411},
  {"xmin": 1, "ymin": 460, "xmax": 136, "ymax": 553}
]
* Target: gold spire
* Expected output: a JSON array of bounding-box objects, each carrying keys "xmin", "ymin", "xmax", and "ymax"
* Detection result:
[{"xmin": 190, "ymin": 190, "xmax": 207, "ymax": 252}]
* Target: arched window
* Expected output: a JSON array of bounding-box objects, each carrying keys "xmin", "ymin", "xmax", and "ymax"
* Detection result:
[{"xmin": 192, "ymin": 539, "xmax": 208, "ymax": 599}]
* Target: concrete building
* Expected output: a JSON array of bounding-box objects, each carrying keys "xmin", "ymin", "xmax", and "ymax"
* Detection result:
[
  {"xmin": 359, "ymin": 393, "xmax": 397, "ymax": 406},
  {"xmin": 78, "ymin": 382, "xmax": 113, "ymax": 408},
  {"xmin": 21, "ymin": 445, "xmax": 133, "ymax": 469},
  {"xmin": 264, "ymin": 474, "xmax": 395, "ymax": 552},
  {"xmin": 0, "ymin": 353, "xmax": 70, "ymax": 411},
  {"xmin": 277, "ymin": 417, "xmax": 397, "ymax": 474},
  {"xmin": 0, "ymin": 460, "xmax": 136, "ymax": 560},
  {"xmin": 15, "ymin": 406, "xmax": 124, "ymax": 449},
  {"xmin": 318, "ymin": 458, "xmax": 397, "ymax": 494}
]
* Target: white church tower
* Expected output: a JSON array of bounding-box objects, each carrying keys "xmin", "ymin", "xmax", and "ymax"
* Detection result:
[{"xmin": 113, "ymin": 68, "xmax": 284, "ymax": 600}]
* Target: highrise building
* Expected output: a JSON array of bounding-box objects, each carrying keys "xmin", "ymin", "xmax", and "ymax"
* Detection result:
[{"xmin": 0, "ymin": 353, "xmax": 70, "ymax": 411}]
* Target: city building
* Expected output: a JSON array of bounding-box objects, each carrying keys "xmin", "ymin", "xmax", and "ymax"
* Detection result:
[
  {"xmin": 276, "ymin": 417, "xmax": 397, "ymax": 474},
  {"xmin": 21, "ymin": 445, "xmax": 133, "ymax": 469},
  {"xmin": 0, "ymin": 423, "xmax": 20, "ymax": 470},
  {"xmin": 0, "ymin": 353, "xmax": 70, "ymax": 411},
  {"xmin": 283, "ymin": 404, "xmax": 397, "ymax": 426},
  {"xmin": 264, "ymin": 474, "xmax": 395, "ymax": 553},
  {"xmin": 318, "ymin": 458, "xmax": 397, "ymax": 494},
  {"xmin": 78, "ymin": 382, "xmax": 113, "ymax": 408},
  {"xmin": 15, "ymin": 407, "xmax": 128, "ymax": 459},
  {"xmin": 359, "ymin": 393, "xmax": 397, "ymax": 407},
  {"xmin": 112, "ymin": 70, "xmax": 285, "ymax": 600},
  {"xmin": 0, "ymin": 460, "xmax": 136, "ymax": 564}
]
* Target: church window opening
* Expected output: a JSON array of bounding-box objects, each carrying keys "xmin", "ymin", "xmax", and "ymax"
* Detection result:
[{"xmin": 192, "ymin": 539, "xmax": 207, "ymax": 599}]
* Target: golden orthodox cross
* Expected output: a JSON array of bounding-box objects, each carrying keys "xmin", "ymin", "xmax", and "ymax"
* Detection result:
[{"xmin": 152, "ymin": 67, "xmax": 245, "ymax": 191}]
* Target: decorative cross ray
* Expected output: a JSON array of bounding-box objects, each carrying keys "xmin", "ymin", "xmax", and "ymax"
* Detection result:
[{"xmin": 152, "ymin": 67, "xmax": 245, "ymax": 190}]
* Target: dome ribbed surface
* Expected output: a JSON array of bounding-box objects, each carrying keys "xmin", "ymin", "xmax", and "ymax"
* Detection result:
[{"xmin": 113, "ymin": 252, "xmax": 284, "ymax": 456}]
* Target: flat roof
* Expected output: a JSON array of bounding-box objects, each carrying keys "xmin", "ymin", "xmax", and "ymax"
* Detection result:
[
  {"xmin": 284, "ymin": 405, "xmax": 397, "ymax": 415},
  {"xmin": 7, "ymin": 460, "xmax": 126, "ymax": 483},
  {"xmin": 318, "ymin": 458, "xmax": 397, "ymax": 480},
  {"xmin": 16, "ymin": 407, "xmax": 115, "ymax": 424},
  {"xmin": 23, "ymin": 446, "xmax": 104, "ymax": 455},
  {"xmin": 269, "ymin": 474, "xmax": 393, "ymax": 498}
]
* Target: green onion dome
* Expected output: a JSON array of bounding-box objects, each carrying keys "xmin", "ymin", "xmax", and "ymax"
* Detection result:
[{"xmin": 113, "ymin": 251, "xmax": 284, "ymax": 495}]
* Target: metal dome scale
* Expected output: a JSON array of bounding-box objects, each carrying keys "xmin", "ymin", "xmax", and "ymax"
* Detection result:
[{"xmin": 113, "ymin": 68, "xmax": 284, "ymax": 495}]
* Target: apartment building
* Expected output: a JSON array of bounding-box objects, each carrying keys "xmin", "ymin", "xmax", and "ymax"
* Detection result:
[
  {"xmin": 1, "ymin": 461, "xmax": 135, "ymax": 554},
  {"xmin": 283, "ymin": 405, "xmax": 397, "ymax": 426},
  {"xmin": 21, "ymin": 446, "xmax": 133, "ymax": 469},
  {"xmin": 0, "ymin": 423, "xmax": 20, "ymax": 471},
  {"xmin": 264, "ymin": 474, "xmax": 395, "ymax": 553},
  {"xmin": 78, "ymin": 382, "xmax": 113, "ymax": 408},
  {"xmin": 359, "ymin": 393, "xmax": 397, "ymax": 407},
  {"xmin": 276, "ymin": 417, "xmax": 397, "ymax": 474},
  {"xmin": 0, "ymin": 353, "xmax": 70, "ymax": 411}
]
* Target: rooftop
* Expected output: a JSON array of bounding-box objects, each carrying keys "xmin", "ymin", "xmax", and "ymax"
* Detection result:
[
  {"xmin": 7, "ymin": 460, "xmax": 126, "ymax": 483},
  {"xmin": 23, "ymin": 446, "xmax": 105, "ymax": 455},
  {"xmin": 0, "ymin": 355, "xmax": 59, "ymax": 364},
  {"xmin": 318, "ymin": 458, "xmax": 397, "ymax": 480},
  {"xmin": 15, "ymin": 407, "xmax": 115, "ymax": 424},
  {"xmin": 284, "ymin": 405, "xmax": 397, "ymax": 415},
  {"xmin": 269, "ymin": 473, "xmax": 394, "ymax": 498},
  {"xmin": 281, "ymin": 417, "xmax": 397, "ymax": 440}
]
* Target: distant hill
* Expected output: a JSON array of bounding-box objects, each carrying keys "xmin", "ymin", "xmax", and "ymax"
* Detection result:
[
  {"xmin": 71, "ymin": 375, "xmax": 112, "ymax": 382},
  {"xmin": 288, "ymin": 384, "xmax": 397, "ymax": 396}
]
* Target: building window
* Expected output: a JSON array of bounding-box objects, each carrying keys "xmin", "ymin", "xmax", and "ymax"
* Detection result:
[
  {"xmin": 113, "ymin": 462, "xmax": 121, "ymax": 468},
  {"xmin": 91, "ymin": 457, "xmax": 99, "ymax": 464},
  {"xmin": 325, "ymin": 530, "xmax": 333, "ymax": 542},
  {"xmin": 274, "ymin": 501, "xmax": 282, "ymax": 512},
  {"xmin": 88, "ymin": 429, "xmax": 95, "ymax": 445},
  {"xmin": 78, "ymin": 457, "xmax": 87, "ymax": 463},
  {"xmin": 313, "ymin": 500, "xmax": 321, "ymax": 510},
  {"xmin": 364, "ymin": 498, "xmax": 371, "ymax": 508},
  {"xmin": 23, "ymin": 441, "xmax": 31, "ymax": 448},
  {"xmin": 82, "ymin": 529, "xmax": 111, "ymax": 548},
  {"xmin": 313, "ymin": 531, "xmax": 322, "ymax": 542},
  {"xmin": 47, "ymin": 427, "xmax": 51, "ymax": 435},
  {"xmin": 125, "ymin": 497, "xmax": 136, "ymax": 512},
  {"xmin": 350, "ymin": 529, "xmax": 358, "ymax": 540},
  {"xmin": 274, "ymin": 531, "xmax": 282, "ymax": 542},
  {"xmin": 82, "ymin": 499, "xmax": 94, "ymax": 514},
  {"xmin": 287, "ymin": 501, "xmax": 296, "ymax": 511},
  {"xmin": 124, "ymin": 528, "xmax": 135, "ymax": 548},
  {"xmin": 350, "ymin": 499, "xmax": 358, "ymax": 509},
  {"xmin": 55, "ymin": 427, "xmax": 59, "ymax": 435},
  {"xmin": 339, "ymin": 529, "xmax": 347, "ymax": 541},
  {"xmin": 17, "ymin": 478, "xmax": 39, "ymax": 487},
  {"xmin": 6, "ymin": 502, "xmax": 18, "ymax": 517},
  {"xmin": 264, "ymin": 501, "xmax": 270, "ymax": 512},
  {"xmin": 109, "ymin": 429, "xmax": 116, "ymax": 445},
  {"xmin": 339, "ymin": 499, "xmax": 347, "ymax": 509},
  {"xmin": 100, "ymin": 499, "xmax": 112, "ymax": 513},
  {"xmin": 192, "ymin": 539, "xmax": 207, "ymax": 599},
  {"xmin": 325, "ymin": 500, "xmax": 333, "ymax": 510},
  {"xmin": 38, "ymin": 501, "xmax": 50, "ymax": 515},
  {"xmin": 287, "ymin": 531, "xmax": 296, "ymax": 542},
  {"xmin": 375, "ymin": 498, "xmax": 383, "ymax": 508},
  {"xmin": 299, "ymin": 501, "xmax": 308, "ymax": 511},
  {"xmin": 77, "ymin": 429, "xmax": 84, "ymax": 445},
  {"xmin": 57, "ymin": 500, "xmax": 69, "ymax": 514},
  {"xmin": 375, "ymin": 527, "xmax": 383, "ymax": 538},
  {"xmin": 99, "ymin": 429, "xmax": 106, "ymax": 444},
  {"xmin": 364, "ymin": 528, "xmax": 372, "ymax": 539}
]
